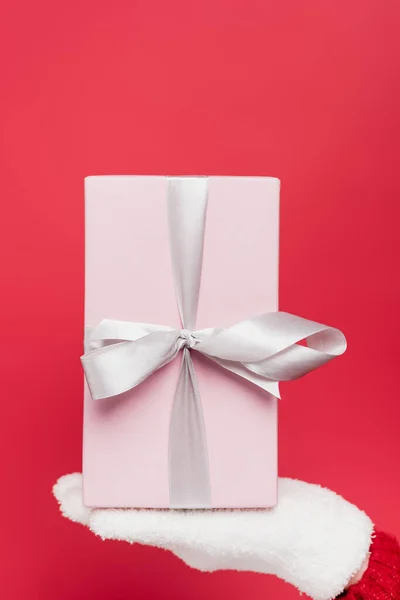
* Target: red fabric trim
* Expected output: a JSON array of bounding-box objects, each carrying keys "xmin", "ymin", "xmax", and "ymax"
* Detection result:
[{"xmin": 340, "ymin": 530, "xmax": 400, "ymax": 599}]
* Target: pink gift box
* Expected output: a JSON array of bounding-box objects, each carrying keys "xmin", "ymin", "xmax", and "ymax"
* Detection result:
[{"xmin": 83, "ymin": 176, "xmax": 280, "ymax": 508}]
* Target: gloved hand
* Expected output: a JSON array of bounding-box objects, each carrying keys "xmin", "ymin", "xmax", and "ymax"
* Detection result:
[{"xmin": 53, "ymin": 473, "xmax": 373, "ymax": 600}]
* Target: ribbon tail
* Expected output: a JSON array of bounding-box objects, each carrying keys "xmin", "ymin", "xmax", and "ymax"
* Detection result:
[
  {"xmin": 204, "ymin": 354, "xmax": 281, "ymax": 399},
  {"xmin": 168, "ymin": 349, "xmax": 212, "ymax": 508}
]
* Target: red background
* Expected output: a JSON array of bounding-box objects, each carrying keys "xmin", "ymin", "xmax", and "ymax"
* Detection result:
[{"xmin": 1, "ymin": 1, "xmax": 399, "ymax": 598}]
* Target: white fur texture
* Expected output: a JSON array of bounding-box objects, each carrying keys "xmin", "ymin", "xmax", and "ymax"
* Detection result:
[{"xmin": 53, "ymin": 474, "xmax": 372, "ymax": 600}]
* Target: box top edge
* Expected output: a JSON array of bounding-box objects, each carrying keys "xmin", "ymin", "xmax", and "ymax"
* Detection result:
[{"xmin": 84, "ymin": 175, "xmax": 281, "ymax": 182}]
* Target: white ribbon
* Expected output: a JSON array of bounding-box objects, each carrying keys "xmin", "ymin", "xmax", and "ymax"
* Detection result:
[{"xmin": 82, "ymin": 177, "xmax": 347, "ymax": 508}]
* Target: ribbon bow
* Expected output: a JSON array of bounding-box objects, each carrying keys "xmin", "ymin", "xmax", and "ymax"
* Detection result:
[{"xmin": 82, "ymin": 177, "xmax": 346, "ymax": 508}]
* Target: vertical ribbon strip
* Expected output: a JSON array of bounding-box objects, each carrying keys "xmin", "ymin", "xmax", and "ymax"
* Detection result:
[{"xmin": 167, "ymin": 177, "xmax": 211, "ymax": 507}]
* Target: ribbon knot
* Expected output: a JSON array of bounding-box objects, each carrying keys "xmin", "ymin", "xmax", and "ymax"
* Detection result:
[{"xmin": 179, "ymin": 329, "xmax": 197, "ymax": 349}]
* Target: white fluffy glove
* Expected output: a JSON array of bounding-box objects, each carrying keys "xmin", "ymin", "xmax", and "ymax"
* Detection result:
[{"xmin": 53, "ymin": 474, "xmax": 372, "ymax": 600}]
